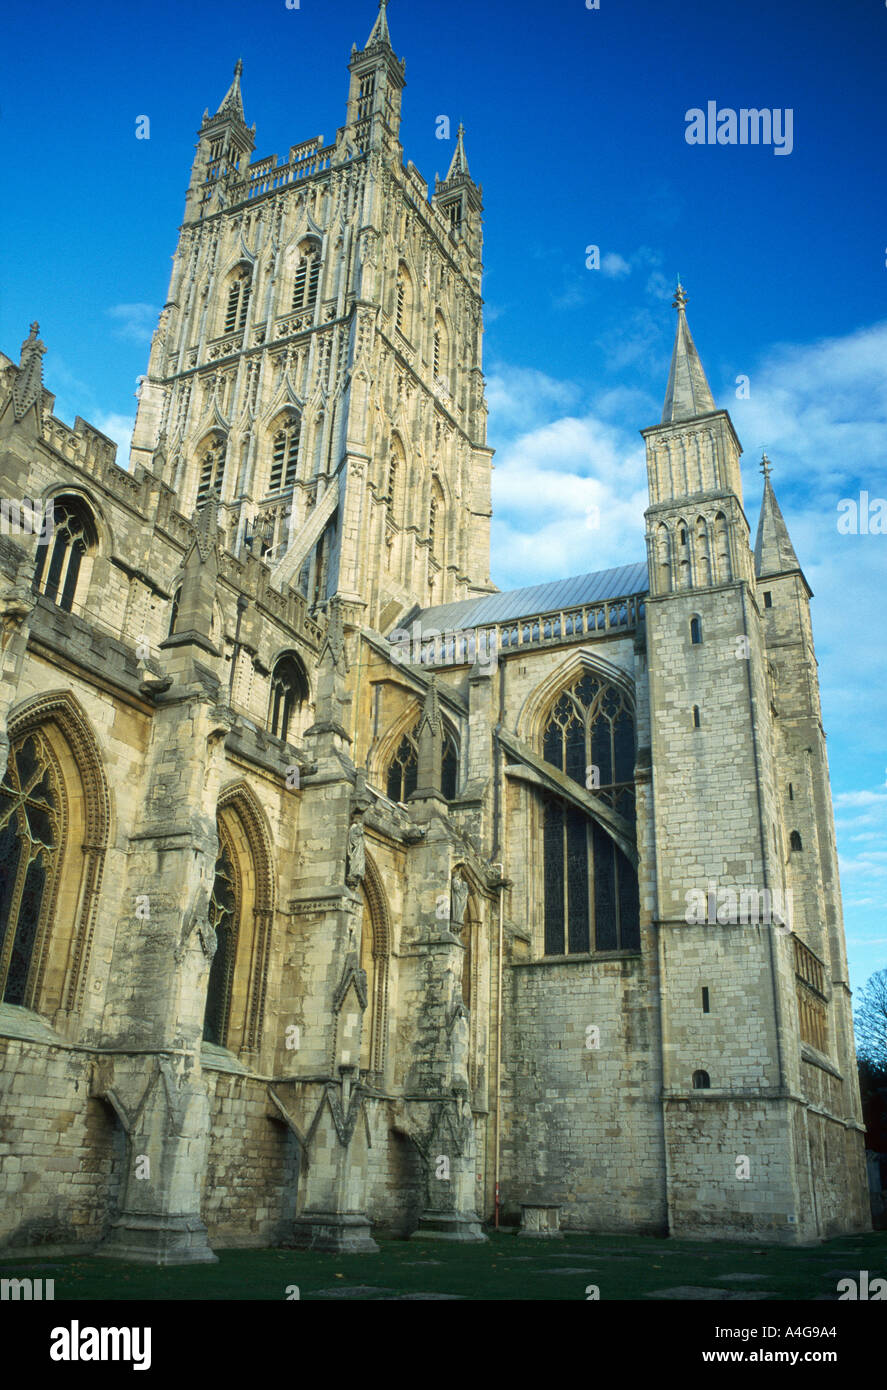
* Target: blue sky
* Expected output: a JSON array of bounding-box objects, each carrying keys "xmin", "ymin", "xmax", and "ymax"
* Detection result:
[{"xmin": 2, "ymin": 0, "xmax": 885, "ymax": 993}]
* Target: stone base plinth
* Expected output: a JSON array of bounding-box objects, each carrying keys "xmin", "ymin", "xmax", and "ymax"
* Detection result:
[
  {"xmin": 411, "ymin": 1210, "xmax": 488, "ymax": 1242},
  {"xmin": 286, "ymin": 1212, "xmax": 379, "ymax": 1254},
  {"xmin": 98, "ymin": 1213, "xmax": 218, "ymax": 1265},
  {"xmin": 518, "ymin": 1204, "xmax": 564, "ymax": 1239}
]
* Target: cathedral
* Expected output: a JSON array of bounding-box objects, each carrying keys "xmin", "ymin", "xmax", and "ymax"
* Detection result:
[{"xmin": 0, "ymin": 2, "xmax": 870, "ymax": 1263}]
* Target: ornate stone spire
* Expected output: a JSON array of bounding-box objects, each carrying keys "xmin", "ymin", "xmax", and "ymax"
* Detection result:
[
  {"xmin": 445, "ymin": 123, "xmax": 470, "ymax": 180},
  {"xmin": 365, "ymin": 0, "xmax": 392, "ymax": 49},
  {"xmin": 754, "ymin": 455, "xmax": 803, "ymax": 580},
  {"xmin": 661, "ymin": 280, "xmax": 717, "ymax": 424},
  {"xmin": 216, "ymin": 59, "xmax": 245, "ymax": 119},
  {"xmin": 13, "ymin": 322, "xmax": 46, "ymax": 423}
]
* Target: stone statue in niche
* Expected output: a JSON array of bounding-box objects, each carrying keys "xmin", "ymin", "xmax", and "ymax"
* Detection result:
[
  {"xmin": 346, "ymin": 818, "xmax": 366, "ymax": 888},
  {"xmin": 450, "ymin": 874, "xmax": 469, "ymax": 933}
]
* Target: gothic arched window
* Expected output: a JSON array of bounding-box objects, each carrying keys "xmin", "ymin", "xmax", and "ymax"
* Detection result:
[
  {"xmin": 268, "ymin": 653, "xmax": 309, "ymax": 743},
  {"xmin": 196, "ymin": 435, "xmax": 227, "ymax": 507},
  {"xmin": 386, "ymin": 436, "xmax": 405, "ymax": 527},
  {"xmin": 692, "ymin": 1070, "xmax": 711, "ymax": 1090},
  {"xmin": 168, "ymin": 587, "xmax": 181, "ymax": 638},
  {"xmin": 395, "ymin": 264, "xmax": 412, "ymax": 337},
  {"xmin": 32, "ymin": 497, "xmax": 96, "ymax": 614},
  {"xmin": 292, "ymin": 240, "xmax": 321, "ymax": 312},
  {"xmin": 690, "ymin": 616, "xmax": 702, "ymax": 645},
  {"xmin": 541, "ymin": 672, "xmax": 639, "ymax": 956},
  {"xmin": 270, "ymin": 415, "xmax": 301, "ymax": 492},
  {"xmin": 0, "ymin": 731, "xmax": 61, "ymax": 1006},
  {"xmin": 790, "ymin": 830, "xmax": 803, "ymax": 852},
  {"xmin": 203, "ymin": 828, "xmax": 238, "ymax": 1046},
  {"xmin": 433, "ymin": 312, "xmax": 449, "ymax": 388},
  {"xmin": 386, "ymin": 733, "xmax": 417, "ymax": 803},
  {"xmin": 385, "ymin": 721, "xmax": 459, "ymax": 802},
  {"xmin": 224, "ymin": 269, "xmax": 251, "ymax": 335}
]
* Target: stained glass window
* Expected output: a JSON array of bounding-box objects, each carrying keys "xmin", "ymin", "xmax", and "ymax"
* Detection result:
[
  {"xmin": 0, "ymin": 732, "xmax": 60, "ymax": 1006},
  {"xmin": 202, "ymin": 836, "xmax": 238, "ymax": 1046},
  {"xmin": 541, "ymin": 673, "xmax": 640, "ymax": 954}
]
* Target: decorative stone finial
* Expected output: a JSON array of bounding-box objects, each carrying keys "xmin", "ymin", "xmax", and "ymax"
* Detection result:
[
  {"xmin": 672, "ymin": 278, "xmax": 688, "ymax": 312},
  {"xmin": 13, "ymin": 321, "xmax": 47, "ymax": 423},
  {"xmin": 760, "ymin": 450, "xmax": 772, "ymax": 480}
]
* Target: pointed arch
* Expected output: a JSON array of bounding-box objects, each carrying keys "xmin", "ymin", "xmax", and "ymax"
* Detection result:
[
  {"xmin": 4, "ymin": 690, "xmax": 110, "ymax": 1015},
  {"xmin": 519, "ymin": 658, "xmax": 640, "ymax": 958},
  {"xmin": 694, "ymin": 514, "xmax": 712, "ymax": 587},
  {"xmin": 267, "ymin": 407, "xmax": 302, "ymax": 493},
  {"xmin": 290, "ymin": 236, "xmax": 322, "ymax": 313},
  {"xmin": 517, "ymin": 649, "xmax": 635, "ymax": 745},
  {"xmin": 386, "ymin": 433, "xmax": 407, "ymax": 528},
  {"xmin": 654, "ymin": 521, "xmax": 672, "ymax": 594},
  {"xmin": 195, "ymin": 430, "xmax": 228, "ymax": 507},
  {"xmin": 713, "ymin": 510, "xmax": 732, "ymax": 583},
  {"xmin": 220, "ymin": 260, "xmax": 253, "ymax": 337},
  {"xmin": 359, "ymin": 850, "xmax": 391, "ymax": 1077},
  {"xmin": 209, "ymin": 780, "xmax": 276, "ymax": 1053},
  {"xmin": 395, "ymin": 261, "xmax": 413, "ymax": 339},
  {"xmin": 32, "ymin": 493, "xmax": 99, "ymax": 616},
  {"xmin": 675, "ymin": 515, "xmax": 691, "ymax": 589},
  {"xmin": 432, "ymin": 310, "xmax": 450, "ymax": 389}
]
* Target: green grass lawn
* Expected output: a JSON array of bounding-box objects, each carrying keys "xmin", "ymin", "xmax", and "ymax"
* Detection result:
[{"xmin": 6, "ymin": 1228, "xmax": 886, "ymax": 1301}]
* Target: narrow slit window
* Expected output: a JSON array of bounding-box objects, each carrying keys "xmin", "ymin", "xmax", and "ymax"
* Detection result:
[
  {"xmin": 692, "ymin": 705, "xmax": 701, "ymax": 729},
  {"xmin": 702, "ymin": 987, "xmax": 710, "ymax": 1014}
]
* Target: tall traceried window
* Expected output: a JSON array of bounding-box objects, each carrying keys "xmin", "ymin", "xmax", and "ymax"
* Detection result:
[
  {"xmin": 32, "ymin": 497, "xmax": 96, "ymax": 614},
  {"xmin": 395, "ymin": 264, "xmax": 412, "ymax": 337},
  {"xmin": 269, "ymin": 415, "xmax": 301, "ymax": 492},
  {"xmin": 196, "ymin": 435, "xmax": 227, "ymax": 506},
  {"xmin": 292, "ymin": 240, "xmax": 321, "ymax": 312},
  {"xmin": 386, "ymin": 436, "xmax": 405, "ymax": 527},
  {"xmin": 268, "ymin": 653, "xmax": 309, "ymax": 743},
  {"xmin": 0, "ymin": 731, "xmax": 61, "ymax": 1006},
  {"xmin": 224, "ymin": 269, "xmax": 251, "ymax": 335},
  {"xmin": 432, "ymin": 312, "xmax": 449, "ymax": 389},
  {"xmin": 541, "ymin": 671, "xmax": 639, "ymax": 956},
  {"xmin": 357, "ymin": 74, "xmax": 375, "ymax": 120},
  {"xmin": 203, "ymin": 825, "xmax": 238, "ymax": 1046}
]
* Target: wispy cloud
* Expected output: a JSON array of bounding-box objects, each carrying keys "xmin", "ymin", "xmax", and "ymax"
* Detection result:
[{"xmin": 107, "ymin": 303, "xmax": 159, "ymax": 343}]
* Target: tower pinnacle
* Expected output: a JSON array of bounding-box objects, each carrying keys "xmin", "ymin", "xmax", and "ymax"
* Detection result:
[
  {"xmin": 754, "ymin": 458, "xmax": 804, "ymax": 581},
  {"xmin": 365, "ymin": 0, "xmax": 392, "ymax": 49},
  {"xmin": 445, "ymin": 123, "xmax": 471, "ymax": 180},
  {"xmin": 661, "ymin": 280, "xmax": 716, "ymax": 424},
  {"xmin": 216, "ymin": 59, "xmax": 246, "ymax": 120}
]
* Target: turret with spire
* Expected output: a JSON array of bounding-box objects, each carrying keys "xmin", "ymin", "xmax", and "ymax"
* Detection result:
[
  {"xmin": 432, "ymin": 122, "xmax": 483, "ymax": 261},
  {"xmin": 183, "ymin": 59, "xmax": 256, "ymax": 224},
  {"xmin": 340, "ymin": 0, "xmax": 406, "ymax": 160},
  {"xmin": 641, "ymin": 280, "xmax": 751, "ymax": 596}
]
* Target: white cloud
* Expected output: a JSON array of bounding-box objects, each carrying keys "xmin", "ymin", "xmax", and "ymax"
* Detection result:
[
  {"xmin": 107, "ymin": 303, "xmax": 159, "ymax": 343},
  {"xmin": 93, "ymin": 411, "xmax": 135, "ymax": 462},
  {"xmin": 601, "ymin": 252, "xmax": 631, "ymax": 278}
]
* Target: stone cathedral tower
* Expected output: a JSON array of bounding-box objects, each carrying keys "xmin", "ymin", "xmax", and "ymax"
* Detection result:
[
  {"xmin": 0, "ymin": 4, "xmax": 870, "ymax": 1265},
  {"xmin": 131, "ymin": 2, "xmax": 493, "ymax": 631}
]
